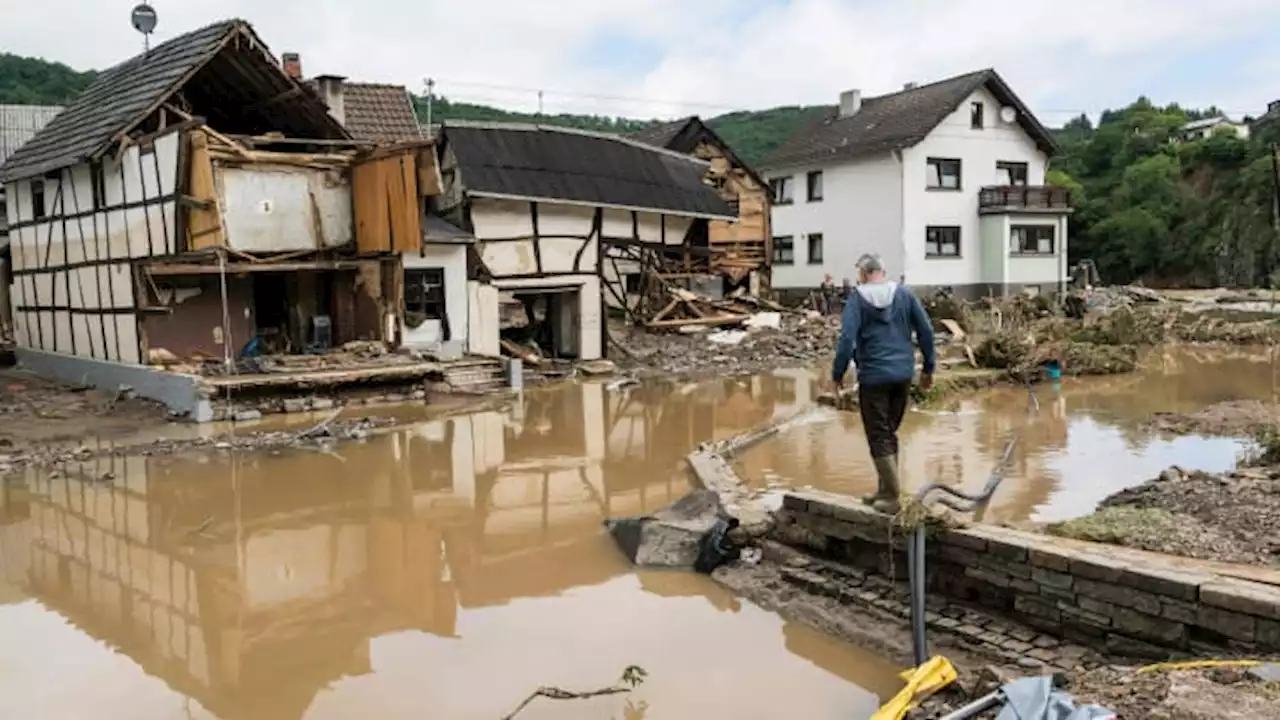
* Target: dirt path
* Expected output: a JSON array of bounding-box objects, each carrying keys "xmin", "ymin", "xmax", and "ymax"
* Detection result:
[{"xmin": 0, "ymin": 368, "xmax": 172, "ymax": 451}]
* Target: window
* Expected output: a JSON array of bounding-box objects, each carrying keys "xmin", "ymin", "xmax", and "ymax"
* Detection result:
[
  {"xmin": 926, "ymin": 158, "xmax": 961, "ymax": 190},
  {"xmin": 971, "ymin": 102, "xmax": 985, "ymax": 129},
  {"xmin": 807, "ymin": 233, "xmax": 824, "ymax": 264},
  {"xmin": 772, "ymin": 236, "xmax": 795, "ymax": 265},
  {"xmin": 926, "ymin": 226, "xmax": 961, "ymax": 258},
  {"xmin": 90, "ymin": 161, "xmax": 107, "ymax": 210},
  {"xmin": 1010, "ymin": 225, "xmax": 1056, "ymax": 255},
  {"xmin": 806, "ymin": 171, "xmax": 824, "ymax": 202},
  {"xmin": 996, "ymin": 161, "xmax": 1029, "ymax": 186},
  {"xmin": 624, "ymin": 273, "xmax": 643, "ymax": 294},
  {"xmin": 30, "ymin": 179, "xmax": 46, "ymax": 220},
  {"xmin": 769, "ymin": 176, "xmax": 794, "ymax": 205},
  {"xmin": 404, "ymin": 268, "xmax": 447, "ymax": 330}
]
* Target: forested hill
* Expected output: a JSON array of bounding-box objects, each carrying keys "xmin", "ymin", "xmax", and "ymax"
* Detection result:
[
  {"xmin": 0, "ymin": 54, "xmax": 95, "ymax": 105},
  {"xmin": 4, "ymin": 53, "xmax": 1278, "ymax": 288}
]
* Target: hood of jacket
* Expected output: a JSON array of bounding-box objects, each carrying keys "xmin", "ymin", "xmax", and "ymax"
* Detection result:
[{"xmin": 856, "ymin": 280, "xmax": 899, "ymax": 321}]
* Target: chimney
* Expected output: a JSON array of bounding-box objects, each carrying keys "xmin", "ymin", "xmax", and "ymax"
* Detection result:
[
  {"xmin": 1269, "ymin": 99, "xmax": 1280, "ymax": 114},
  {"xmin": 315, "ymin": 75, "xmax": 347, "ymax": 126},
  {"xmin": 839, "ymin": 89, "xmax": 863, "ymax": 118},
  {"xmin": 903, "ymin": 82, "xmax": 919, "ymax": 91},
  {"xmin": 282, "ymin": 52, "xmax": 302, "ymax": 80}
]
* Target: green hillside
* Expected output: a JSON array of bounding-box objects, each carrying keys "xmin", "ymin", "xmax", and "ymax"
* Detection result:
[{"xmin": 0, "ymin": 53, "xmax": 95, "ymax": 105}]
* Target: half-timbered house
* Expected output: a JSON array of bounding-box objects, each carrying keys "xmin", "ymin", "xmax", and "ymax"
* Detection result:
[
  {"xmin": 628, "ymin": 116, "xmax": 772, "ymax": 294},
  {"xmin": 0, "ymin": 20, "xmax": 437, "ymax": 417},
  {"xmin": 431, "ymin": 122, "xmax": 736, "ymax": 362}
]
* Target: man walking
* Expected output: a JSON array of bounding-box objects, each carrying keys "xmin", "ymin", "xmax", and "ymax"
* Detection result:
[{"xmin": 831, "ymin": 255, "xmax": 935, "ymax": 514}]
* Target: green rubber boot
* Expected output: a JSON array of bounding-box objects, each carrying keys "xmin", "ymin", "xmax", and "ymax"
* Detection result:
[{"xmin": 862, "ymin": 454, "xmax": 902, "ymax": 515}]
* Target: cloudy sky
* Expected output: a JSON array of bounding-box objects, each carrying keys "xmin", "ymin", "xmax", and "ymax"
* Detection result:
[{"xmin": 3, "ymin": 0, "xmax": 1278, "ymax": 125}]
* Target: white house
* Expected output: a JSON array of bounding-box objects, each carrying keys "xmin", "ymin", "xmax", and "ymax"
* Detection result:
[
  {"xmin": 1180, "ymin": 115, "xmax": 1250, "ymax": 142},
  {"xmin": 762, "ymin": 69, "xmax": 1071, "ymax": 300}
]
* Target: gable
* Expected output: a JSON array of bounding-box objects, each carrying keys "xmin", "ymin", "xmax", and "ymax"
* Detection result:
[{"xmin": 0, "ymin": 19, "xmax": 346, "ymax": 183}]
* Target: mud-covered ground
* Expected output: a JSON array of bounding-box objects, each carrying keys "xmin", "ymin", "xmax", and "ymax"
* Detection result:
[
  {"xmin": 0, "ymin": 367, "xmax": 173, "ymax": 450},
  {"xmin": 1148, "ymin": 399, "xmax": 1280, "ymax": 437},
  {"xmin": 1048, "ymin": 465, "xmax": 1280, "ymax": 566},
  {"xmin": 915, "ymin": 663, "xmax": 1280, "ymax": 719}
]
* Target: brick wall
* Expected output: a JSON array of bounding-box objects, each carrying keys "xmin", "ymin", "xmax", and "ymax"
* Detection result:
[{"xmin": 780, "ymin": 490, "xmax": 1280, "ymax": 659}]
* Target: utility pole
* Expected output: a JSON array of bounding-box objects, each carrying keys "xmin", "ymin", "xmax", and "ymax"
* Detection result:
[
  {"xmin": 537, "ymin": 89, "xmax": 544, "ymax": 117},
  {"xmin": 424, "ymin": 77, "xmax": 435, "ymax": 137}
]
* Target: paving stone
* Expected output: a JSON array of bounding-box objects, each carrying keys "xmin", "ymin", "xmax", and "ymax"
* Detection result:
[
  {"xmin": 1032, "ymin": 567, "xmax": 1074, "ymax": 591},
  {"xmin": 1010, "ymin": 627, "xmax": 1037, "ymax": 642},
  {"xmin": 955, "ymin": 624, "xmax": 984, "ymax": 639},
  {"xmin": 1000, "ymin": 638, "xmax": 1034, "ymax": 653},
  {"xmin": 1196, "ymin": 605, "xmax": 1257, "ymax": 642},
  {"xmin": 1028, "ymin": 548, "xmax": 1072, "ymax": 572},
  {"xmin": 1076, "ymin": 577, "xmax": 1162, "ymax": 616},
  {"xmin": 935, "ymin": 617, "xmax": 960, "ymax": 630},
  {"xmin": 855, "ymin": 590, "xmax": 879, "ymax": 604},
  {"xmin": 1017, "ymin": 657, "xmax": 1047, "ymax": 669},
  {"xmin": 1113, "ymin": 606, "xmax": 1188, "ymax": 646},
  {"xmin": 1200, "ymin": 581, "xmax": 1280, "ymax": 621},
  {"xmin": 979, "ymin": 631, "xmax": 1006, "ymax": 646},
  {"xmin": 1027, "ymin": 647, "xmax": 1058, "ymax": 663},
  {"xmin": 962, "ymin": 613, "xmax": 992, "ymax": 628},
  {"xmin": 986, "ymin": 539, "xmax": 1030, "ymax": 563},
  {"xmin": 1032, "ymin": 635, "xmax": 1060, "ymax": 649}
]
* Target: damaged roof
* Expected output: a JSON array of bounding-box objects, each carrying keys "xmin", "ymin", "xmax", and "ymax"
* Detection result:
[
  {"xmin": 0, "ymin": 19, "xmax": 347, "ymax": 183},
  {"xmin": 627, "ymin": 115, "xmax": 769, "ymax": 192},
  {"xmin": 763, "ymin": 69, "xmax": 1057, "ymax": 170},
  {"xmin": 442, "ymin": 122, "xmax": 735, "ymax": 219},
  {"xmin": 341, "ymin": 83, "xmax": 422, "ymax": 144}
]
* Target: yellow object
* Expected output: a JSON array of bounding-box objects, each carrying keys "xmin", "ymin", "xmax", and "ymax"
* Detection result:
[
  {"xmin": 872, "ymin": 656, "xmax": 958, "ymax": 720},
  {"xmin": 1137, "ymin": 659, "xmax": 1260, "ymax": 674}
]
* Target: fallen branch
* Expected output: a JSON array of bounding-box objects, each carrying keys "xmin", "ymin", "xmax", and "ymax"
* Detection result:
[
  {"xmin": 502, "ymin": 666, "xmax": 647, "ymax": 719},
  {"xmin": 295, "ymin": 408, "xmax": 342, "ymax": 439}
]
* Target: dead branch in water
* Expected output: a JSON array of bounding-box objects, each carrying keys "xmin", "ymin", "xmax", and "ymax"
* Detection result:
[{"xmin": 502, "ymin": 666, "xmax": 647, "ymax": 719}]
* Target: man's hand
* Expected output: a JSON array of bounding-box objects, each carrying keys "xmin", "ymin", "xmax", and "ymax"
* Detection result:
[
  {"xmin": 830, "ymin": 376, "xmax": 844, "ymax": 393},
  {"xmin": 919, "ymin": 373, "xmax": 933, "ymax": 391}
]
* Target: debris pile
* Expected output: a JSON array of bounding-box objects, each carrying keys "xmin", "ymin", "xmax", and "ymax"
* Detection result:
[{"xmin": 1047, "ymin": 465, "xmax": 1280, "ymax": 566}]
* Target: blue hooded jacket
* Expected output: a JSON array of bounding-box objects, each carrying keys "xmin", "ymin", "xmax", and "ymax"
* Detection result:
[{"xmin": 831, "ymin": 281, "xmax": 936, "ymax": 387}]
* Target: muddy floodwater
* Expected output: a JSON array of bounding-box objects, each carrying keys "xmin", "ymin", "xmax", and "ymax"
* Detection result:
[
  {"xmin": 0, "ymin": 379, "xmax": 901, "ymax": 720},
  {"xmin": 737, "ymin": 347, "xmax": 1274, "ymax": 524}
]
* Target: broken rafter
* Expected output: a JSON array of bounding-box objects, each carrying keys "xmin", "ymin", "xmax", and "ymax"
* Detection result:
[{"xmin": 163, "ymin": 104, "xmax": 252, "ymax": 159}]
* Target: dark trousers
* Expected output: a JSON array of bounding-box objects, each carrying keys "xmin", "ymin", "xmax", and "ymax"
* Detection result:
[{"xmin": 859, "ymin": 381, "xmax": 910, "ymax": 459}]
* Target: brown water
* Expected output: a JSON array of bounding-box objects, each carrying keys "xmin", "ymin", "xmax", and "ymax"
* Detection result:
[
  {"xmin": 0, "ymin": 378, "xmax": 900, "ymax": 720},
  {"xmin": 738, "ymin": 347, "xmax": 1276, "ymax": 524}
]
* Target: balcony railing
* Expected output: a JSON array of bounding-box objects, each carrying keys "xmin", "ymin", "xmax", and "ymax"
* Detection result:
[{"xmin": 979, "ymin": 185, "xmax": 1073, "ymax": 213}]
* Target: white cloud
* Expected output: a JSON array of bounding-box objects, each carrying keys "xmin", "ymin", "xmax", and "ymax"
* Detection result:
[{"xmin": 2, "ymin": 0, "xmax": 1277, "ymax": 123}]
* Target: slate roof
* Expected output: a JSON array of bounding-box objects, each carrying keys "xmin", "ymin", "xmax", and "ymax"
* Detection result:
[
  {"xmin": 442, "ymin": 122, "xmax": 735, "ymax": 219},
  {"xmin": 341, "ymin": 83, "xmax": 422, "ymax": 143},
  {"xmin": 628, "ymin": 117, "xmax": 692, "ymax": 149},
  {"xmin": 627, "ymin": 115, "xmax": 769, "ymax": 192},
  {"xmin": 0, "ymin": 19, "xmax": 346, "ymax": 182},
  {"xmin": 762, "ymin": 69, "xmax": 1057, "ymax": 170}
]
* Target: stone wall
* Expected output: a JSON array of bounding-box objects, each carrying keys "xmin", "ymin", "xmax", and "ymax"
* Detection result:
[{"xmin": 780, "ymin": 489, "xmax": 1280, "ymax": 659}]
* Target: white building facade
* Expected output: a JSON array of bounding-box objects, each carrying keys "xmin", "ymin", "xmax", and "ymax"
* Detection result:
[{"xmin": 764, "ymin": 70, "xmax": 1071, "ymax": 299}]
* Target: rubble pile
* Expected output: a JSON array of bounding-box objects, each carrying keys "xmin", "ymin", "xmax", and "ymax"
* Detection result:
[{"xmin": 1047, "ymin": 465, "xmax": 1280, "ymax": 566}]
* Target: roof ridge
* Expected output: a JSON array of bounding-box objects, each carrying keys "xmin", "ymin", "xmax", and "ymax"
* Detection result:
[
  {"xmin": 444, "ymin": 120, "xmax": 710, "ymax": 166},
  {"xmin": 863, "ymin": 68, "xmax": 991, "ymax": 102}
]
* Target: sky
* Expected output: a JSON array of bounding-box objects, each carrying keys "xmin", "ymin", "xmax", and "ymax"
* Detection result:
[{"xmin": 3, "ymin": 0, "xmax": 1279, "ymax": 126}]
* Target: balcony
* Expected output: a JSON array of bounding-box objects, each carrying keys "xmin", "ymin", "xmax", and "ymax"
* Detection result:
[{"xmin": 978, "ymin": 185, "xmax": 1073, "ymax": 214}]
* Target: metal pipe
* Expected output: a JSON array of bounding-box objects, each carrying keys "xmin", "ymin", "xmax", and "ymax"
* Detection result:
[
  {"xmin": 909, "ymin": 524, "xmax": 928, "ymax": 666},
  {"xmin": 937, "ymin": 691, "xmax": 1002, "ymax": 720}
]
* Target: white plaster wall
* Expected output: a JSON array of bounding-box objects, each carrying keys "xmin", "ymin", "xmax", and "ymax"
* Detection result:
[
  {"xmin": 472, "ymin": 198, "xmax": 600, "ymax": 277},
  {"xmin": 901, "ymin": 86, "xmax": 1049, "ymax": 288},
  {"xmin": 218, "ymin": 165, "xmax": 352, "ymax": 252},
  {"xmin": 467, "ymin": 280, "xmax": 501, "ymax": 357},
  {"xmin": 1006, "ymin": 214, "xmax": 1068, "ymax": 289},
  {"xmin": 768, "ymin": 153, "xmax": 903, "ymax": 288},
  {"xmin": 402, "ymin": 245, "xmax": 468, "ymax": 354},
  {"xmin": 4, "ymin": 131, "xmax": 179, "ymax": 364}
]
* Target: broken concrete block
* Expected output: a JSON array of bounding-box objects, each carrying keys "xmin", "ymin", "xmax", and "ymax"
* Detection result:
[
  {"xmin": 605, "ymin": 490, "xmax": 725, "ymax": 569},
  {"xmin": 282, "ymin": 398, "xmax": 309, "ymax": 413},
  {"xmin": 311, "ymin": 398, "xmax": 335, "ymax": 410},
  {"xmin": 232, "ymin": 409, "xmax": 262, "ymax": 422}
]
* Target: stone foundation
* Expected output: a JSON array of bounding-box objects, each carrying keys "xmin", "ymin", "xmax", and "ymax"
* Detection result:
[{"xmin": 781, "ymin": 489, "xmax": 1280, "ymax": 659}]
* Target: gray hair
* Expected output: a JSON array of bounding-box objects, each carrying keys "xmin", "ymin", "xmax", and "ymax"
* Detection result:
[{"xmin": 856, "ymin": 253, "xmax": 884, "ymax": 274}]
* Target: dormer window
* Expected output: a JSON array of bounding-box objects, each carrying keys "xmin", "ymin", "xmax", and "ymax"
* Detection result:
[{"xmin": 971, "ymin": 102, "xmax": 985, "ymax": 130}]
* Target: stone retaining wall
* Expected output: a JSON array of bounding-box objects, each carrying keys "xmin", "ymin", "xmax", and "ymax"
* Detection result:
[{"xmin": 780, "ymin": 489, "xmax": 1280, "ymax": 659}]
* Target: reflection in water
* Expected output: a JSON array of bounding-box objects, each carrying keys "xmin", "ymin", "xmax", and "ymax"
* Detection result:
[
  {"xmin": 739, "ymin": 348, "xmax": 1270, "ymax": 524},
  {"xmin": 0, "ymin": 378, "xmax": 894, "ymax": 720}
]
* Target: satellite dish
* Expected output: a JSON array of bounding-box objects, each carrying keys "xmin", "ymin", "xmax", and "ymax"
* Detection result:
[
  {"xmin": 131, "ymin": 3, "xmax": 158, "ymax": 36},
  {"xmin": 999, "ymin": 106, "xmax": 1018, "ymax": 124}
]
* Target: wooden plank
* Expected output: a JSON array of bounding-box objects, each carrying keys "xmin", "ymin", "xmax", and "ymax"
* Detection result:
[
  {"xmin": 391, "ymin": 154, "xmax": 421, "ymax": 253},
  {"xmin": 416, "ymin": 148, "xmax": 442, "ymax": 197},
  {"xmin": 185, "ymin": 131, "xmax": 225, "ymax": 250},
  {"xmin": 145, "ymin": 260, "xmax": 373, "ymax": 275}
]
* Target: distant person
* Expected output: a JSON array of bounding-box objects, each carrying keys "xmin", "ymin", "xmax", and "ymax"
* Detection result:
[
  {"xmin": 840, "ymin": 277, "xmax": 853, "ymax": 302},
  {"xmin": 831, "ymin": 254, "xmax": 936, "ymax": 514},
  {"xmin": 819, "ymin": 274, "xmax": 837, "ymax": 314}
]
